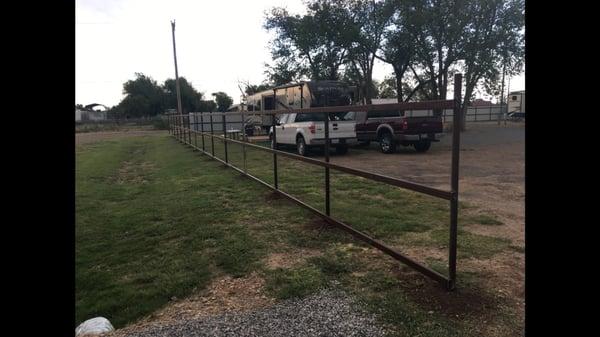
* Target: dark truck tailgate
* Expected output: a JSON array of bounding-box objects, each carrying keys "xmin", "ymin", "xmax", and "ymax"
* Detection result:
[{"xmin": 404, "ymin": 116, "xmax": 443, "ymax": 134}]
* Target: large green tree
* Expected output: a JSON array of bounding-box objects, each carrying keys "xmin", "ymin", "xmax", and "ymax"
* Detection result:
[
  {"xmin": 212, "ymin": 92, "xmax": 233, "ymax": 112},
  {"xmin": 114, "ymin": 73, "xmax": 164, "ymax": 117},
  {"xmin": 400, "ymin": 0, "xmax": 471, "ymax": 103},
  {"xmin": 345, "ymin": 0, "xmax": 394, "ymax": 104},
  {"xmin": 264, "ymin": 0, "xmax": 356, "ymax": 81},
  {"xmin": 163, "ymin": 77, "xmax": 204, "ymax": 113},
  {"xmin": 112, "ymin": 73, "xmax": 209, "ymax": 118},
  {"xmin": 458, "ymin": 0, "xmax": 524, "ymax": 130}
]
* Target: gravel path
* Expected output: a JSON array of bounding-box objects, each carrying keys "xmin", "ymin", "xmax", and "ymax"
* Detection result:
[{"xmin": 113, "ymin": 289, "xmax": 387, "ymax": 337}]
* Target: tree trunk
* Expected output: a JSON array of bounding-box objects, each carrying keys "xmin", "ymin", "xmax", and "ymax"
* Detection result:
[
  {"xmin": 393, "ymin": 65, "xmax": 404, "ymax": 103},
  {"xmin": 461, "ymin": 81, "xmax": 477, "ymax": 132},
  {"xmin": 364, "ymin": 68, "xmax": 373, "ymax": 105}
]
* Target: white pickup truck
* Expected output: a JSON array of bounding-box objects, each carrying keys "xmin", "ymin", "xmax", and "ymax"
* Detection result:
[{"xmin": 269, "ymin": 111, "xmax": 357, "ymax": 156}]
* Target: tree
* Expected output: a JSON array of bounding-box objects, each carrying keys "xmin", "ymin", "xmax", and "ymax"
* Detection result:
[
  {"xmin": 244, "ymin": 83, "xmax": 272, "ymax": 96},
  {"xmin": 377, "ymin": 75, "xmax": 397, "ymax": 98},
  {"xmin": 212, "ymin": 92, "xmax": 233, "ymax": 112},
  {"xmin": 198, "ymin": 100, "xmax": 217, "ymax": 112},
  {"xmin": 116, "ymin": 73, "xmax": 164, "ymax": 117},
  {"xmin": 264, "ymin": 59, "xmax": 306, "ymax": 86},
  {"xmin": 458, "ymin": 0, "xmax": 524, "ymax": 130},
  {"xmin": 264, "ymin": 0, "xmax": 356, "ymax": 81},
  {"xmin": 163, "ymin": 77, "xmax": 204, "ymax": 113},
  {"xmin": 402, "ymin": 0, "xmax": 471, "ymax": 103},
  {"xmin": 346, "ymin": 0, "xmax": 395, "ymax": 104}
]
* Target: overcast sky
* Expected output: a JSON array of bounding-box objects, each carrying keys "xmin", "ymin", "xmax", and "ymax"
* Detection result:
[{"xmin": 76, "ymin": 0, "xmax": 525, "ymax": 107}]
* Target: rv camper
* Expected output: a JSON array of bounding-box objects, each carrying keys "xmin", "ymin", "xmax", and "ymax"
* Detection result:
[
  {"xmin": 508, "ymin": 90, "xmax": 525, "ymax": 113},
  {"xmin": 244, "ymin": 80, "xmax": 357, "ymax": 133}
]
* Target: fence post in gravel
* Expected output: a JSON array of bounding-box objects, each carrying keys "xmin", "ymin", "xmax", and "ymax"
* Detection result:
[{"xmin": 448, "ymin": 73, "xmax": 462, "ymax": 291}]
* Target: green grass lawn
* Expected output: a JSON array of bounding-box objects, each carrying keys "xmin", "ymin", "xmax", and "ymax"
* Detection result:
[{"xmin": 76, "ymin": 133, "xmax": 521, "ymax": 336}]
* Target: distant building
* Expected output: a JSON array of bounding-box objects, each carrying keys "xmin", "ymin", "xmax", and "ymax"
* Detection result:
[{"xmin": 76, "ymin": 103, "xmax": 108, "ymax": 122}]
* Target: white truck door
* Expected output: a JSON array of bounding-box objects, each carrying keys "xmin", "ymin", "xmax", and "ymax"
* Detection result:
[{"xmin": 279, "ymin": 113, "xmax": 297, "ymax": 144}]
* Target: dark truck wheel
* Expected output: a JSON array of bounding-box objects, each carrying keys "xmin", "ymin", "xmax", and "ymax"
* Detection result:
[
  {"xmin": 335, "ymin": 145, "xmax": 348, "ymax": 155},
  {"xmin": 296, "ymin": 136, "xmax": 307, "ymax": 156},
  {"xmin": 414, "ymin": 140, "xmax": 431, "ymax": 153},
  {"xmin": 379, "ymin": 132, "xmax": 396, "ymax": 154}
]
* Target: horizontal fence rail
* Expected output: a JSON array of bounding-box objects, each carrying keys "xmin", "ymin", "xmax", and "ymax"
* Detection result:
[{"xmin": 166, "ymin": 74, "xmax": 463, "ymax": 290}]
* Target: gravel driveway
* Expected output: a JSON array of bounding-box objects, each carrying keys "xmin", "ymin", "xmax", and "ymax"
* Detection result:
[{"xmin": 111, "ymin": 290, "xmax": 387, "ymax": 337}]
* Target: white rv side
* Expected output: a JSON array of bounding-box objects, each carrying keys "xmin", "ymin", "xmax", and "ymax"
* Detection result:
[{"xmin": 508, "ymin": 90, "xmax": 525, "ymax": 113}]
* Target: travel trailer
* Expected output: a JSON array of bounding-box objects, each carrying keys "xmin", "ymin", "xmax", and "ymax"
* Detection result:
[{"xmin": 508, "ymin": 90, "xmax": 525, "ymax": 113}]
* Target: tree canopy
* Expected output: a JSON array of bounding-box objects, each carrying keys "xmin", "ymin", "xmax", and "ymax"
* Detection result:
[
  {"xmin": 264, "ymin": 0, "xmax": 524, "ymax": 109},
  {"xmin": 212, "ymin": 92, "xmax": 233, "ymax": 112},
  {"xmin": 109, "ymin": 73, "xmax": 226, "ymax": 118}
]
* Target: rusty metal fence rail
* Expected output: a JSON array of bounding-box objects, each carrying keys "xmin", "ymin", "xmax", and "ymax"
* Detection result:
[{"xmin": 167, "ymin": 74, "xmax": 464, "ymax": 291}]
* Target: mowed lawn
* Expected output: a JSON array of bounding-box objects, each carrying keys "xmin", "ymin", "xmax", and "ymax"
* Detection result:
[{"xmin": 76, "ymin": 133, "xmax": 522, "ymax": 336}]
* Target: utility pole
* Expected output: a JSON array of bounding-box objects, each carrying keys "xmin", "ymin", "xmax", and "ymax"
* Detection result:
[{"xmin": 171, "ymin": 20, "xmax": 183, "ymax": 118}]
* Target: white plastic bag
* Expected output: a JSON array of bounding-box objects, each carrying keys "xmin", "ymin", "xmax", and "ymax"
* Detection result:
[{"xmin": 75, "ymin": 317, "xmax": 114, "ymax": 336}]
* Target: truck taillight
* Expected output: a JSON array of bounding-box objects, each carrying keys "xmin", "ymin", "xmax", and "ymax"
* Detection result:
[
  {"xmin": 402, "ymin": 119, "xmax": 408, "ymax": 130},
  {"xmin": 309, "ymin": 123, "xmax": 316, "ymax": 134}
]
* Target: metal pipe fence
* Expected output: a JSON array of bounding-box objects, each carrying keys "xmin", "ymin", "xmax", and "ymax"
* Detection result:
[
  {"xmin": 167, "ymin": 74, "xmax": 464, "ymax": 291},
  {"xmin": 401, "ymin": 105, "xmax": 507, "ymax": 123}
]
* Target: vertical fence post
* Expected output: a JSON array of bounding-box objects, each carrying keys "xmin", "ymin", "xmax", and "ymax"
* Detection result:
[
  {"xmin": 201, "ymin": 112, "xmax": 205, "ymax": 152},
  {"xmin": 177, "ymin": 114, "xmax": 181, "ymax": 142},
  {"xmin": 448, "ymin": 73, "xmax": 462, "ymax": 291},
  {"xmin": 489, "ymin": 105, "xmax": 492, "ymax": 122},
  {"xmin": 223, "ymin": 113, "xmax": 228, "ymax": 163},
  {"xmin": 324, "ymin": 111, "xmax": 330, "ymax": 216},
  {"xmin": 242, "ymin": 110, "xmax": 247, "ymax": 174},
  {"xmin": 187, "ymin": 114, "xmax": 192, "ymax": 145},
  {"xmin": 474, "ymin": 107, "xmax": 477, "ymax": 122},
  {"xmin": 193, "ymin": 113, "xmax": 198, "ymax": 149},
  {"xmin": 272, "ymin": 111, "xmax": 278, "ymax": 189},
  {"xmin": 210, "ymin": 112, "xmax": 215, "ymax": 157}
]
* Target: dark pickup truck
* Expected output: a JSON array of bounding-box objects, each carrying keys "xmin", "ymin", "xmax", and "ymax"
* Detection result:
[{"xmin": 354, "ymin": 110, "xmax": 444, "ymax": 153}]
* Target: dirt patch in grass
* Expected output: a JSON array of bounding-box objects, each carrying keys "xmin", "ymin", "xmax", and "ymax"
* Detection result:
[
  {"xmin": 390, "ymin": 264, "xmax": 497, "ymax": 317},
  {"xmin": 264, "ymin": 191, "xmax": 284, "ymax": 201},
  {"xmin": 110, "ymin": 272, "xmax": 275, "ymax": 336},
  {"xmin": 113, "ymin": 161, "xmax": 156, "ymax": 184},
  {"xmin": 461, "ymin": 252, "xmax": 525, "ymax": 311},
  {"xmin": 264, "ymin": 249, "xmax": 323, "ymax": 269}
]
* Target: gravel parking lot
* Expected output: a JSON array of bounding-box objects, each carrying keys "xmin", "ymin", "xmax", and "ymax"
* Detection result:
[{"xmin": 322, "ymin": 122, "xmax": 525, "ymax": 246}]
